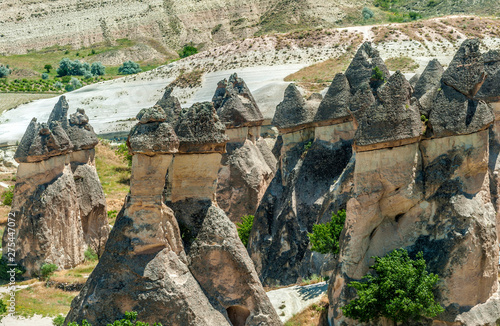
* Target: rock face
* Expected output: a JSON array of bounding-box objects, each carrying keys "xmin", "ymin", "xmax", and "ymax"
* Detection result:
[
  {"xmin": 66, "ymin": 102, "xmax": 281, "ymax": 326},
  {"xmin": 413, "ymin": 59, "xmax": 444, "ymax": 116},
  {"xmin": 2, "ymin": 96, "xmax": 109, "ymax": 276},
  {"xmin": 213, "ymin": 74, "xmax": 277, "ymax": 222},
  {"xmin": 272, "ymin": 83, "xmax": 317, "ymax": 131},
  {"xmin": 328, "ymin": 40, "xmax": 500, "ymax": 325}
]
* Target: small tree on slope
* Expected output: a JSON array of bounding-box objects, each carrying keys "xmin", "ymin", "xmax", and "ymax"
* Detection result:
[{"xmin": 342, "ymin": 248, "xmax": 444, "ymax": 326}]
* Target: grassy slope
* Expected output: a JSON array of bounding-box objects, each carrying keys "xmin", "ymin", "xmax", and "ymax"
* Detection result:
[
  {"xmin": 284, "ymin": 295, "xmax": 329, "ymax": 326},
  {"xmin": 0, "ymin": 93, "xmax": 56, "ymax": 113}
]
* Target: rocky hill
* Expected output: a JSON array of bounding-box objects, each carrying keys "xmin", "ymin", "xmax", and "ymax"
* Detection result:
[{"xmin": 0, "ymin": 0, "xmax": 367, "ymax": 56}]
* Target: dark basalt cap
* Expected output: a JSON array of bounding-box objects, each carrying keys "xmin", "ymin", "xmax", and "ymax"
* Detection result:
[
  {"xmin": 128, "ymin": 121, "xmax": 179, "ymax": 155},
  {"xmin": 345, "ymin": 42, "xmax": 390, "ymax": 93},
  {"xmin": 212, "ymin": 73, "xmax": 264, "ymax": 128},
  {"xmin": 354, "ymin": 71, "xmax": 421, "ymax": 147},
  {"xmin": 155, "ymin": 87, "xmax": 182, "ymax": 124},
  {"xmin": 442, "ymin": 39, "xmax": 485, "ymax": 97},
  {"xmin": 314, "ymin": 73, "xmax": 351, "ymax": 122},
  {"xmin": 272, "ymin": 83, "xmax": 315, "ymax": 129},
  {"xmin": 175, "ymin": 102, "xmax": 228, "ymax": 153},
  {"xmin": 429, "ymin": 82, "xmax": 494, "ymax": 138},
  {"xmin": 476, "ymin": 50, "xmax": 500, "ymax": 102},
  {"xmin": 137, "ymin": 106, "xmax": 167, "ymax": 124}
]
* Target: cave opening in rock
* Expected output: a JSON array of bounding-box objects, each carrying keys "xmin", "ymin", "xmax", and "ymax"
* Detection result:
[{"xmin": 227, "ymin": 305, "xmax": 250, "ymax": 326}]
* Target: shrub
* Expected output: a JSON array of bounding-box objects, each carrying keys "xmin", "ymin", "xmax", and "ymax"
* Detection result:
[
  {"xmin": 1, "ymin": 186, "xmax": 14, "ymax": 206},
  {"xmin": 53, "ymin": 315, "xmax": 65, "ymax": 326},
  {"xmin": 44, "ymin": 64, "xmax": 53, "ymax": 73},
  {"xmin": 54, "ymin": 81, "xmax": 63, "ymax": 89},
  {"xmin": 118, "ymin": 61, "xmax": 142, "ymax": 75},
  {"xmin": 178, "ymin": 44, "xmax": 198, "ymax": 58},
  {"xmin": 236, "ymin": 215, "xmax": 254, "ymax": 247},
  {"xmin": 57, "ymin": 58, "xmax": 91, "ymax": 76},
  {"xmin": 308, "ymin": 209, "xmax": 345, "ymax": 255},
  {"xmin": 342, "ymin": 248, "xmax": 444, "ymax": 325},
  {"xmin": 115, "ymin": 143, "xmax": 132, "ymax": 167},
  {"xmin": 40, "ymin": 263, "xmax": 58, "ymax": 281},
  {"xmin": 0, "ymin": 65, "xmax": 11, "ymax": 78},
  {"xmin": 71, "ymin": 77, "xmax": 82, "ymax": 89},
  {"xmin": 211, "ymin": 24, "xmax": 222, "ymax": 35},
  {"xmin": 41, "ymin": 73, "xmax": 49, "ymax": 80},
  {"xmin": 65, "ymin": 84, "xmax": 74, "ymax": 92},
  {"xmin": 362, "ymin": 7, "xmax": 374, "ymax": 19},
  {"xmin": 61, "ymin": 75, "xmax": 71, "ymax": 83},
  {"xmin": 371, "ymin": 66, "xmax": 385, "ymax": 81},
  {"xmin": 83, "ymin": 71, "xmax": 93, "ymax": 80},
  {"xmin": 91, "ymin": 62, "xmax": 106, "ymax": 76},
  {"xmin": 84, "ymin": 247, "xmax": 98, "ymax": 262},
  {"xmin": 0, "ymin": 299, "xmax": 6, "ymax": 314},
  {"xmin": 0, "ymin": 257, "xmax": 25, "ymax": 281}
]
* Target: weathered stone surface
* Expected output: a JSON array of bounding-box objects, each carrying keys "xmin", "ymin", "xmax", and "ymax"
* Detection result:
[
  {"xmin": 429, "ymin": 83, "xmax": 494, "ymax": 138},
  {"xmin": 442, "ymin": 38, "xmax": 486, "ymax": 97},
  {"xmin": 4, "ymin": 98, "xmax": 108, "ymax": 276},
  {"xmin": 314, "ymin": 73, "xmax": 351, "ymax": 123},
  {"xmin": 408, "ymin": 73, "xmax": 420, "ymax": 88},
  {"xmin": 213, "ymin": 73, "xmax": 264, "ymax": 128},
  {"xmin": 155, "ymin": 87, "xmax": 182, "ymax": 124},
  {"xmin": 175, "ymin": 102, "xmax": 228, "ymax": 153},
  {"xmin": 476, "ymin": 50, "xmax": 500, "ymax": 102},
  {"xmin": 354, "ymin": 71, "xmax": 421, "ymax": 149},
  {"xmin": 345, "ymin": 42, "xmax": 390, "ymax": 92},
  {"xmin": 414, "ymin": 59, "xmax": 444, "ymax": 116},
  {"xmin": 248, "ymin": 138, "xmax": 353, "ymax": 286},
  {"xmin": 328, "ymin": 130, "xmax": 499, "ymax": 325},
  {"xmin": 348, "ymin": 83, "xmax": 375, "ymax": 127},
  {"xmin": 272, "ymin": 84, "xmax": 316, "ymax": 130},
  {"xmin": 136, "ymin": 105, "xmax": 167, "ymax": 124},
  {"xmin": 128, "ymin": 121, "xmax": 179, "ymax": 155},
  {"xmin": 216, "ymin": 139, "xmax": 276, "ymax": 222},
  {"xmin": 3, "ymin": 157, "xmax": 85, "ymax": 276}
]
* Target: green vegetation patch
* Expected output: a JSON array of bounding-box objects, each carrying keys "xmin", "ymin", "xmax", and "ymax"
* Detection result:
[{"xmin": 385, "ymin": 56, "xmax": 420, "ymax": 72}]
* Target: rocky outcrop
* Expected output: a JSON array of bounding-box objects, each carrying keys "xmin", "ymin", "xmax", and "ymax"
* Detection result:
[
  {"xmin": 413, "ymin": 59, "xmax": 444, "ymax": 117},
  {"xmin": 66, "ymin": 104, "xmax": 281, "ymax": 326},
  {"xmin": 2, "ymin": 96, "xmax": 109, "ymax": 276},
  {"xmin": 328, "ymin": 39, "xmax": 500, "ymax": 326},
  {"xmin": 213, "ymin": 74, "xmax": 277, "ymax": 222}
]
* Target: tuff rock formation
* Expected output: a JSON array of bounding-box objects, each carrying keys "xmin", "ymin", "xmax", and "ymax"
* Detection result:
[
  {"xmin": 328, "ymin": 39, "xmax": 500, "ymax": 325},
  {"xmin": 413, "ymin": 58, "xmax": 444, "ymax": 117},
  {"xmin": 213, "ymin": 74, "xmax": 277, "ymax": 222},
  {"xmin": 66, "ymin": 103, "xmax": 281, "ymax": 326},
  {"xmin": 2, "ymin": 96, "xmax": 108, "ymax": 276}
]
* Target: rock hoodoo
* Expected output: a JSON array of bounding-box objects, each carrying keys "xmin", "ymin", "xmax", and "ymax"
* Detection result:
[
  {"xmin": 66, "ymin": 103, "xmax": 281, "ymax": 326},
  {"xmin": 3, "ymin": 96, "xmax": 109, "ymax": 276},
  {"xmin": 213, "ymin": 73, "xmax": 277, "ymax": 222},
  {"xmin": 328, "ymin": 39, "xmax": 500, "ymax": 325}
]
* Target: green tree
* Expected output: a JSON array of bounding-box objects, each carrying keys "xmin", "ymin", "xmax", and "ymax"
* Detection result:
[
  {"xmin": 362, "ymin": 7, "xmax": 374, "ymax": 19},
  {"xmin": 40, "ymin": 263, "xmax": 58, "ymax": 281},
  {"xmin": 118, "ymin": 61, "xmax": 142, "ymax": 75},
  {"xmin": 91, "ymin": 62, "xmax": 106, "ymax": 76},
  {"xmin": 115, "ymin": 143, "xmax": 132, "ymax": 167},
  {"xmin": 308, "ymin": 209, "xmax": 345, "ymax": 255},
  {"xmin": 44, "ymin": 64, "xmax": 53, "ymax": 73},
  {"xmin": 342, "ymin": 248, "xmax": 444, "ymax": 326},
  {"xmin": 236, "ymin": 215, "xmax": 254, "ymax": 247},
  {"xmin": 178, "ymin": 44, "xmax": 198, "ymax": 58},
  {"xmin": 0, "ymin": 65, "xmax": 11, "ymax": 78},
  {"xmin": 371, "ymin": 66, "xmax": 385, "ymax": 81}
]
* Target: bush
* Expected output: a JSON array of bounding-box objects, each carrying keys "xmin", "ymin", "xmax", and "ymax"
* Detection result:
[
  {"xmin": 53, "ymin": 315, "xmax": 65, "ymax": 326},
  {"xmin": 65, "ymin": 84, "xmax": 74, "ymax": 92},
  {"xmin": 1, "ymin": 186, "xmax": 14, "ymax": 206},
  {"xmin": 118, "ymin": 61, "xmax": 142, "ymax": 75},
  {"xmin": 91, "ymin": 62, "xmax": 106, "ymax": 76},
  {"xmin": 84, "ymin": 247, "xmax": 98, "ymax": 262},
  {"xmin": 371, "ymin": 66, "xmax": 385, "ymax": 81},
  {"xmin": 67, "ymin": 311, "xmax": 163, "ymax": 326},
  {"xmin": 236, "ymin": 215, "xmax": 254, "ymax": 247},
  {"xmin": 178, "ymin": 44, "xmax": 198, "ymax": 58},
  {"xmin": 308, "ymin": 209, "xmax": 345, "ymax": 255},
  {"xmin": 41, "ymin": 73, "xmax": 49, "ymax": 80},
  {"xmin": 61, "ymin": 75, "xmax": 71, "ymax": 83},
  {"xmin": 40, "ymin": 263, "xmax": 58, "ymax": 280},
  {"xmin": 83, "ymin": 71, "xmax": 93, "ymax": 80},
  {"xmin": 44, "ymin": 64, "xmax": 53, "ymax": 73},
  {"xmin": 115, "ymin": 143, "xmax": 132, "ymax": 167},
  {"xmin": 54, "ymin": 81, "xmax": 63, "ymax": 89},
  {"xmin": 57, "ymin": 58, "xmax": 91, "ymax": 76},
  {"xmin": 362, "ymin": 7, "xmax": 374, "ymax": 19},
  {"xmin": 71, "ymin": 77, "xmax": 82, "ymax": 89},
  {"xmin": 0, "ymin": 65, "xmax": 11, "ymax": 78},
  {"xmin": 342, "ymin": 248, "xmax": 444, "ymax": 325}
]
